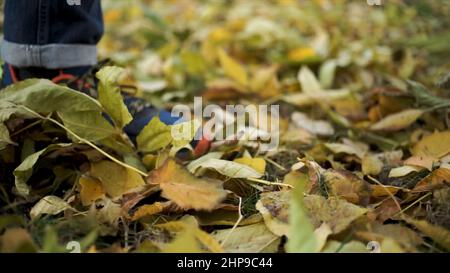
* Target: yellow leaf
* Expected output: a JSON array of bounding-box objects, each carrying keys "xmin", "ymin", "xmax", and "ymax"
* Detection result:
[
  {"xmin": 362, "ymin": 154, "xmax": 384, "ymax": 176},
  {"xmin": 412, "ymin": 131, "xmax": 450, "ymax": 159},
  {"xmin": 136, "ymin": 116, "xmax": 173, "ymax": 153},
  {"xmin": 163, "ymin": 227, "xmax": 203, "ymax": 253},
  {"xmin": 233, "ymin": 157, "xmax": 266, "ymax": 174},
  {"xmin": 131, "ymin": 202, "xmax": 167, "ymax": 221},
  {"xmin": 218, "ymin": 48, "xmax": 248, "ymax": 87},
  {"xmin": 79, "ymin": 176, "xmax": 105, "ymax": 206},
  {"xmin": 370, "ymin": 109, "xmax": 423, "ymax": 131},
  {"xmin": 148, "ymin": 159, "xmax": 228, "ymax": 211},
  {"xmin": 288, "ymin": 47, "xmax": 317, "ymax": 62},
  {"xmin": 90, "ymin": 161, "xmax": 145, "ymax": 198},
  {"xmin": 370, "ymin": 185, "xmax": 401, "ymax": 198},
  {"xmin": 211, "ymin": 223, "xmax": 280, "ymax": 253},
  {"xmin": 404, "ymin": 217, "xmax": 450, "ymax": 252}
]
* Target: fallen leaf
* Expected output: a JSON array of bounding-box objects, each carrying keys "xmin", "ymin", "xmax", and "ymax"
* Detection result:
[
  {"xmin": 291, "ymin": 112, "xmax": 334, "ymax": 136},
  {"xmin": 189, "ymin": 158, "xmax": 263, "ymax": 179},
  {"xmin": 304, "ymin": 195, "xmax": 368, "ymax": 234},
  {"xmin": 211, "ymin": 223, "xmax": 280, "ymax": 253},
  {"xmin": 412, "ymin": 167, "xmax": 450, "ymax": 192},
  {"xmin": 404, "ymin": 217, "xmax": 450, "ymax": 252},
  {"xmin": 233, "ymin": 156, "xmax": 266, "ymax": 174},
  {"xmin": 388, "ymin": 165, "xmax": 422, "ymax": 178},
  {"xmin": 136, "ymin": 116, "xmax": 173, "ymax": 153},
  {"xmin": 90, "ymin": 160, "xmax": 145, "ymax": 198},
  {"xmin": 30, "ymin": 196, "xmax": 73, "ymax": 219},
  {"xmin": 323, "ymin": 169, "xmax": 371, "ymax": 205},
  {"xmin": 131, "ymin": 202, "xmax": 169, "ymax": 221},
  {"xmin": 287, "ymin": 178, "xmax": 317, "ymax": 253},
  {"xmin": 370, "ymin": 109, "xmax": 423, "ymax": 131},
  {"xmin": 256, "ymin": 191, "xmax": 290, "ymax": 237},
  {"xmin": 148, "ymin": 159, "xmax": 227, "ymax": 211},
  {"xmin": 79, "ymin": 176, "xmax": 105, "ymax": 206},
  {"xmin": 96, "ymin": 66, "xmax": 132, "ymax": 128},
  {"xmin": 218, "ymin": 48, "xmax": 248, "ymax": 87},
  {"xmin": 412, "ymin": 131, "xmax": 450, "ymax": 159}
]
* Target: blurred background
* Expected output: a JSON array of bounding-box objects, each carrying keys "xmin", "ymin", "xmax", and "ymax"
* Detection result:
[{"xmin": 95, "ymin": 0, "xmax": 450, "ymax": 107}]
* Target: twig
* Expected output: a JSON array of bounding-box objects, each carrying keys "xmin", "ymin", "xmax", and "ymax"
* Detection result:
[
  {"xmin": 247, "ymin": 177, "xmax": 293, "ymax": 188},
  {"xmin": 220, "ymin": 197, "xmax": 243, "ymax": 248},
  {"xmin": 367, "ymin": 175, "xmax": 402, "ymax": 213},
  {"xmin": 393, "ymin": 192, "xmax": 432, "ymax": 218}
]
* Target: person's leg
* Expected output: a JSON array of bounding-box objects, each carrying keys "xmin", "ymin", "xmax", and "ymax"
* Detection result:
[{"xmin": 2, "ymin": 0, "xmax": 103, "ymax": 70}]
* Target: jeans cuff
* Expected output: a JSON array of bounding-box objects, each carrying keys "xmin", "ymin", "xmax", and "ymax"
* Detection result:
[{"xmin": 1, "ymin": 39, "xmax": 98, "ymax": 69}]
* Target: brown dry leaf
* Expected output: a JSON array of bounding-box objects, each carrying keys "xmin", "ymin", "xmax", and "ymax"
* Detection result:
[
  {"xmin": 90, "ymin": 160, "xmax": 145, "ymax": 198},
  {"xmin": 374, "ymin": 198, "xmax": 401, "ymax": 223},
  {"xmin": 255, "ymin": 191, "xmax": 290, "ymax": 236},
  {"xmin": 323, "ymin": 169, "xmax": 371, "ymax": 205},
  {"xmin": 148, "ymin": 159, "xmax": 228, "ymax": 211},
  {"xmin": 370, "ymin": 184, "xmax": 401, "ymax": 198},
  {"xmin": 304, "ymin": 195, "xmax": 368, "ymax": 234},
  {"xmin": 412, "ymin": 167, "xmax": 450, "ymax": 192},
  {"xmin": 79, "ymin": 176, "xmax": 105, "ymax": 206},
  {"xmin": 412, "ymin": 131, "xmax": 450, "ymax": 159}
]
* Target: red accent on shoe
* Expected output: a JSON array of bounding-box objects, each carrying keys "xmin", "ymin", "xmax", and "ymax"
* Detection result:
[
  {"xmin": 52, "ymin": 70, "xmax": 76, "ymax": 83},
  {"xmin": 8, "ymin": 64, "xmax": 18, "ymax": 83},
  {"xmin": 194, "ymin": 135, "xmax": 212, "ymax": 158},
  {"xmin": 51, "ymin": 71, "xmax": 92, "ymax": 90}
]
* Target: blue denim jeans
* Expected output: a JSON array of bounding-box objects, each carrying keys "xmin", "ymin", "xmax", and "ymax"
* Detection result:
[{"xmin": 1, "ymin": 0, "xmax": 103, "ymax": 69}]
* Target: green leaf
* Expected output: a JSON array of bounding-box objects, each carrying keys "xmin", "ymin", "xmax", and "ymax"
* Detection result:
[
  {"xmin": 0, "ymin": 123, "xmax": 15, "ymax": 150},
  {"xmin": 96, "ymin": 66, "xmax": 132, "ymax": 128},
  {"xmin": 58, "ymin": 111, "xmax": 116, "ymax": 142},
  {"xmin": 13, "ymin": 144, "xmax": 72, "ymax": 197},
  {"xmin": 0, "ymin": 79, "xmax": 101, "ymax": 113},
  {"xmin": 287, "ymin": 178, "xmax": 317, "ymax": 253},
  {"xmin": 407, "ymin": 80, "xmax": 450, "ymax": 108},
  {"xmin": 137, "ymin": 116, "xmax": 173, "ymax": 152}
]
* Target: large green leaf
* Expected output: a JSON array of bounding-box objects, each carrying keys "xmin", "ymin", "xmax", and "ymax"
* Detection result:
[
  {"xmin": 0, "ymin": 79, "xmax": 101, "ymax": 113},
  {"xmin": 96, "ymin": 66, "xmax": 132, "ymax": 128},
  {"xmin": 58, "ymin": 111, "xmax": 116, "ymax": 142}
]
